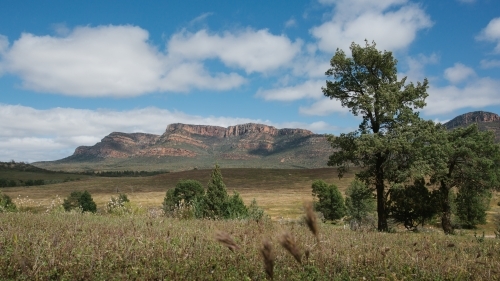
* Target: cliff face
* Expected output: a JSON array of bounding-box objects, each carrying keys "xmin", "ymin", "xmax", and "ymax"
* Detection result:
[
  {"xmin": 444, "ymin": 111, "xmax": 500, "ymax": 129},
  {"xmin": 69, "ymin": 123, "xmax": 329, "ymax": 162}
]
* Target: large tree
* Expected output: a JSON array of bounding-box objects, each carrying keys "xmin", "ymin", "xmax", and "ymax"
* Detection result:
[
  {"xmin": 323, "ymin": 41, "xmax": 429, "ymax": 231},
  {"xmin": 427, "ymin": 124, "xmax": 500, "ymax": 234}
]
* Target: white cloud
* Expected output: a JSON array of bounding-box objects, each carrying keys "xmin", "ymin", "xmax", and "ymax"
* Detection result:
[
  {"xmin": 311, "ymin": 0, "xmax": 432, "ymax": 53},
  {"xmin": 424, "ymin": 77, "xmax": 500, "ymax": 115},
  {"xmin": 1, "ymin": 25, "xmax": 245, "ymax": 97},
  {"xmin": 480, "ymin": 59, "xmax": 500, "ymax": 69},
  {"xmin": 285, "ymin": 18, "xmax": 297, "ymax": 28},
  {"xmin": 477, "ymin": 17, "xmax": 500, "ymax": 53},
  {"xmin": 256, "ymin": 80, "xmax": 325, "ymax": 101},
  {"xmin": 167, "ymin": 29, "xmax": 302, "ymax": 74},
  {"xmin": 0, "ymin": 104, "xmax": 335, "ymax": 162},
  {"xmin": 399, "ymin": 53, "xmax": 439, "ymax": 83},
  {"xmin": 299, "ymin": 98, "xmax": 348, "ymax": 116},
  {"xmin": 443, "ymin": 63, "xmax": 476, "ymax": 84},
  {"xmin": 456, "ymin": 0, "xmax": 475, "ymax": 3}
]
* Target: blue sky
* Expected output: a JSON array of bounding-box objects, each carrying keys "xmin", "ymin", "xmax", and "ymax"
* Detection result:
[{"xmin": 1, "ymin": 0, "xmax": 499, "ymax": 162}]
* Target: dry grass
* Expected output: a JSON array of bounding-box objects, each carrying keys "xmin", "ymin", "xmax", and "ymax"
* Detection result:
[{"xmin": 1, "ymin": 212, "xmax": 499, "ymax": 280}]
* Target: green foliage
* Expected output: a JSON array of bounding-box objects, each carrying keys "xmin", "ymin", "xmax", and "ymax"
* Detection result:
[
  {"xmin": 0, "ymin": 178, "xmax": 18, "ymax": 187},
  {"xmin": 63, "ymin": 191, "xmax": 97, "ymax": 213},
  {"xmin": 311, "ymin": 180, "xmax": 346, "ymax": 221},
  {"xmin": 388, "ymin": 179, "xmax": 437, "ymax": 231},
  {"xmin": 225, "ymin": 191, "xmax": 248, "ymax": 219},
  {"xmin": 324, "ymin": 40, "xmax": 429, "ymax": 231},
  {"xmin": 163, "ymin": 180, "xmax": 205, "ymax": 217},
  {"xmin": 204, "ymin": 164, "xmax": 229, "ymax": 219},
  {"xmin": 426, "ymin": 124, "xmax": 500, "ymax": 234},
  {"xmin": 106, "ymin": 193, "xmax": 131, "ymax": 215},
  {"xmin": 345, "ymin": 180, "xmax": 375, "ymax": 223},
  {"xmin": 0, "ymin": 191, "xmax": 16, "ymax": 212},
  {"xmin": 455, "ymin": 187, "xmax": 490, "ymax": 229},
  {"xmin": 247, "ymin": 198, "xmax": 266, "ymax": 222}
]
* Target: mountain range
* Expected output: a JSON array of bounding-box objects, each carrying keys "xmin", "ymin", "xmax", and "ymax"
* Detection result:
[{"xmin": 33, "ymin": 111, "xmax": 500, "ymax": 172}]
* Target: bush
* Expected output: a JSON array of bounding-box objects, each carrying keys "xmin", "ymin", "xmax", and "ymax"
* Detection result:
[
  {"xmin": 455, "ymin": 187, "xmax": 490, "ymax": 229},
  {"xmin": 388, "ymin": 179, "xmax": 437, "ymax": 231},
  {"xmin": 247, "ymin": 198, "xmax": 266, "ymax": 222},
  {"xmin": 311, "ymin": 180, "xmax": 346, "ymax": 221},
  {"xmin": 63, "ymin": 191, "xmax": 97, "ymax": 213},
  {"xmin": 225, "ymin": 191, "xmax": 248, "ymax": 219},
  {"xmin": 0, "ymin": 191, "xmax": 16, "ymax": 212},
  {"xmin": 204, "ymin": 164, "xmax": 229, "ymax": 219},
  {"xmin": 106, "ymin": 194, "xmax": 131, "ymax": 215},
  {"xmin": 345, "ymin": 180, "xmax": 375, "ymax": 226},
  {"xmin": 163, "ymin": 180, "xmax": 205, "ymax": 218}
]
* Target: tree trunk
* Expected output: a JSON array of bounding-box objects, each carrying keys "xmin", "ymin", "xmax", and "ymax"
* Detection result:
[
  {"xmin": 440, "ymin": 181, "xmax": 453, "ymax": 234},
  {"xmin": 375, "ymin": 155, "xmax": 388, "ymax": 232}
]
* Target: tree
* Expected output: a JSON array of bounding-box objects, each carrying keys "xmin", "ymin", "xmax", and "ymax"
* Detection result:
[
  {"xmin": 311, "ymin": 180, "xmax": 346, "ymax": 221},
  {"xmin": 174, "ymin": 180, "xmax": 204, "ymax": 205},
  {"xmin": 426, "ymin": 124, "xmax": 500, "ymax": 234},
  {"xmin": 204, "ymin": 164, "xmax": 229, "ymax": 219},
  {"xmin": 63, "ymin": 191, "xmax": 97, "ymax": 213},
  {"xmin": 0, "ymin": 191, "xmax": 16, "ymax": 212},
  {"xmin": 455, "ymin": 184, "xmax": 491, "ymax": 229},
  {"xmin": 345, "ymin": 180, "xmax": 375, "ymax": 224},
  {"xmin": 387, "ymin": 179, "xmax": 437, "ymax": 231},
  {"xmin": 324, "ymin": 41, "xmax": 429, "ymax": 231},
  {"xmin": 225, "ymin": 191, "xmax": 248, "ymax": 219}
]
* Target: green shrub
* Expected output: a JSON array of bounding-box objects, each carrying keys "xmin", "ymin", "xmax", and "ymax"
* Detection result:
[
  {"xmin": 63, "ymin": 191, "xmax": 97, "ymax": 213},
  {"xmin": 455, "ymin": 187, "xmax": 490, "ymax": 229},
  {"xmin": 204, "ymin": 164, "xmax": 229, "ymax": 219},
  {"xmin": 225, "ymin": 191, "xmax": 248, "ymax": 219},
  {"xmin": 345, "ymin": 180, "xmax": 375, "ymax": 225},
  {"xmin": 388, "ymin": 179, "xmax": 437, "ymax": 231},
  {"xmin": 247, "ymin": 198, "xmax": 266, "ymax": 222},
  {"xmin": 0, "ymin": 191, "xmax": 16, "ymax": 212},
  {"xmin": 311, "ymin": 180, "xmax": 346, "ymax": 221},
  {"xmin": 106, "ymin": 193, "xmax": 131, "ymax": 215}
]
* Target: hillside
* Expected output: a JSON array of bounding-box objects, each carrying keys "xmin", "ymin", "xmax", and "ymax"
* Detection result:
[
  {"xmin": 34, "ymin": 123, "xmax": 332, "ymax": 172},
  {"xmin": 444, "ymin": 111, "xmax": 500, "ymax": 142}
]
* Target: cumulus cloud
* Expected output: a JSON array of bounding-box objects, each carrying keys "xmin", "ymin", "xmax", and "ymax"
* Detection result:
[
  {"xmin": 256, "ymin": 80, "xmax": 325, "ymax": 101},
  {"xmin": 443, "ymin": 63, "xmax": 476, "ymax": 84},
  {"xmin": 299, "ymin": 98, "xmax": 348, "ymax": 116},
  {"xmin": 310, "ymin": 0, "xmax": 432, "ymax": 53},
  {"xmin": 424, "ymin": 77, "xmax": 500, "ymax": 115},
  {"xmin": 167, "ymin": 29, "xmax": 302, "ymax": 73},
  {"xmin": 480, "ymin": 59, "xmax": 500, "ymax": 69},
  {"xmin": 477, "ymin": 17, "xmax": 500, "ymax": 53},
  {"xmin": 399, "ymin": 53, "xmax": 439, "ymax": 83},
  {"xmin": 0, "ymin": 25, "xmax": 246, "ymax": 97},
  {"xmin": 0, "ymin": 104, "xmax": 335, "ymax": 162}
]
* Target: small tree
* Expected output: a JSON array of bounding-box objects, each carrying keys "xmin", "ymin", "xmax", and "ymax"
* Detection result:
[
  {"xmin": 388, "ymin": 179, "xmax": 437, "ymax": 231},
  {"xmin": 174, "ymin": 180, "xmax": 204, "ymax": 205},
  {"xmin": 63, "ymin": 191, "xmax": 97, "ymax": 213},
  {"xmin": 225, "ymin": 191, "xmax": 248, "ymax": 219},
  {"xmin": 455, "ymin": 186, "xmax": 491, "ymax": 229},
  {"xmin": 345, "ymin": 180, "xmax": 375, "ymax": 224},
  {"xmin": 204, "ymin": 164, "xmax": 229, "ymax": 219},
  {"xmin": 311, "ymin": 180, "xmax": 346, "ymax": 221},
  {"xmin": 0, "ymin": 191, "xmax": 16, "ymax": 212}
]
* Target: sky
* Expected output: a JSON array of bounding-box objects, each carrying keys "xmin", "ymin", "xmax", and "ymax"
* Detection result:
[{"xmin": 0, "ymin": 0, "xmax": 500, "ymax": 162}]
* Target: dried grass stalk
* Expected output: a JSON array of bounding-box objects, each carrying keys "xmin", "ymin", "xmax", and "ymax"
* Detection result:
[
  {"xmin": 304, "ymin": 202, "xmax": 318, "ymax": 241},
  {"xmin": 215, "ymin": 231, "xmax": 240, "ymax": 252},
  {"xmin": 261, "ymin": 238, "xmax": 275, "ymax": 280},
  {"xmin": 280, "ymin": 232, "xmax": 302, "ymax": 264}
]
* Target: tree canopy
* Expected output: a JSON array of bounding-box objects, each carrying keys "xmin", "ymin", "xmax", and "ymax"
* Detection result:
[{"xmin": 324, "ymin": 41, "xmax": 429, "ymax": 231}]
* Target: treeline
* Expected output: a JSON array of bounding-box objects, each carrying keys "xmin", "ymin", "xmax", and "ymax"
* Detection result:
[
  {"xmin": 0, "ymin": 179, "xmax": 45, "ymax": 188},
  {"xmin": 79, "ymin": 170, "xmax": 168, "ymax": 177}
]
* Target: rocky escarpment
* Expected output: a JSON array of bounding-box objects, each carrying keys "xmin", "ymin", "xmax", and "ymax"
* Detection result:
[
  {"xmin": 66, "ymin": 123, "xmax": 330, "ymax": 162},
  {"xmin": 444, "ymin": 111, "xmax": 500, "ymax": 129}
]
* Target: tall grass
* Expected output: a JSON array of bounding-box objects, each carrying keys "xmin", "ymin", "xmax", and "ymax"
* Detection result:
[{"xmin": 1, "ymin": 212, "xmax": 499, "ymax": 280}]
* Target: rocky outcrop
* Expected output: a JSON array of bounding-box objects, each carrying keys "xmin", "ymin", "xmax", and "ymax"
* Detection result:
[
  {"xmin": 165, "ymin": 123, "xmax": 313, "ymax": 138},
  {"xmin": 444, "ymin": 111, "xmax": 500, "ymax": 129}
]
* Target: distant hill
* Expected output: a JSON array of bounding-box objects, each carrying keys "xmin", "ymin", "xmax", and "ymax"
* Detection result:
[
  {"xmin": 444, "ymin": 111, "xmax": 500, "ymax": 142},
  {"xmin": 34, "ymin": 123, "xmax": 332, "ymax": 172}
]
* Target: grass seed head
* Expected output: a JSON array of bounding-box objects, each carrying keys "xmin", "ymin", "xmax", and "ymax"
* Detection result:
[
  {"xmin": 215, "ymin": 231, "xmax": 240, "ymax": 252},
  {"xmin": 280, "ymin": 231, "xmax": 302, "ymax": 264},
  {"xmin": 304, "ymin": 202, "xmax": 318, "ymax": 241},
  {"xmin": 261, "ymin": 238, "xmax": 275, "ymax": 280}
]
